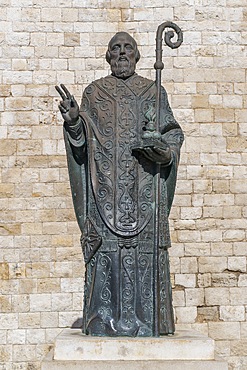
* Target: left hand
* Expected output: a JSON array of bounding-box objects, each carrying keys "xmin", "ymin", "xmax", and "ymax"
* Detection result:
[{"xmin": 142, "ymin": 144, "xmax": 172, "ymax": 165}]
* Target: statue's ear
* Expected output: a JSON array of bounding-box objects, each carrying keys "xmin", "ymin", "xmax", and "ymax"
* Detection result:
[
  {"xmin": 106, "ymin": 50, "xmax": 111, "ymax": 64},
  {"xmin": 135, "ymin": 49, "xmax": 140, "ymax": 63}
]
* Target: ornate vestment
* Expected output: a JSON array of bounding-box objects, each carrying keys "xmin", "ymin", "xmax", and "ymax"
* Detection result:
[{"xmin": 64, "ymin": 73, "xmax": 184, "ymax": 336}]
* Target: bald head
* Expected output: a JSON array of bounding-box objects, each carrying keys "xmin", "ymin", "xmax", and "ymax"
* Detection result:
[{"xmin": 106, "ymin": 32, "xmax": 140, "ymax": 79}]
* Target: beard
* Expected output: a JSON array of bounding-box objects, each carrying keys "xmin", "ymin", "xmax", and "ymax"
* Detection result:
[{"xmin": 111, "ymin": 57, "xmax": 136, "ymax": 79}]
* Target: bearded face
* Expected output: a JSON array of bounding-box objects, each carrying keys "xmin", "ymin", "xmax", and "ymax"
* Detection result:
[{"xmin": 107, "ymin": 33, "xmax": 138, "ymax": 79}]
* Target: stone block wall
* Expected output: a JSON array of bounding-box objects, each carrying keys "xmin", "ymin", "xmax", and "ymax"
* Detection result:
[{"xmin": 0, "ymin": 0, "xmax": 246, "ymax": 369}]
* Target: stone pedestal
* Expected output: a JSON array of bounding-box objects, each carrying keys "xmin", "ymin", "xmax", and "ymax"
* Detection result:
[{"xmin": 42, "ymin": 329, "xmax": 228, "ymax": 370}]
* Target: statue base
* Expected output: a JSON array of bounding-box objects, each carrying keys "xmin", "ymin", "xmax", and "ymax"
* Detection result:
[{"xmin": 41, "ymin": 329, "xmax": 228, "ymax": 369}]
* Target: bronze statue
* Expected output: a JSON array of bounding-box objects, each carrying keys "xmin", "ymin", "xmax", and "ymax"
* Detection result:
[{"xmin": 56, "ymin": 24, "xmax": 184, "ymax": 337}]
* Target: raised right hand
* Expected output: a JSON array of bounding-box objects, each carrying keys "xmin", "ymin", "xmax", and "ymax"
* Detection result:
[{"xmin": 55, "ymin": 84, "xmax": 79, "ymax": 125}]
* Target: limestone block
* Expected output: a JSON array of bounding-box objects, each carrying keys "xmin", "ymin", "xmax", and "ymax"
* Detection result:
[
  {"xmin": 215, "ymin": 109, "xmax": 234, "ymax": 123},
  {"xmin": 199, "ymin": 257, "xmax": 227, "ymax": 273},
  {"xmin": 41, "ymin": 8, "xmax": 62, "ymax": 22},
  {"xmin": 7, "ymin": 329, "xmax": 26, "ymax": 345},
  {"xmin": 54, "ymin": 329, "xmax": 215, "ymax": 361},
  {"xmin": 228, "ymin": 256, "xmax": 246, "ymax": 272},
  {"xmin": 235, "ymin": 194, "xmax": 247, "ymax": 206},
  {"xmin": 19, "ymin": 279, "xmax": 37, "ymax": 294},
  {"xmin": 222, "ymin": 206, "xmax": 242, "ymax": 219},
  {"xmin": 58, "ymin": 312, "xmax": 82, "ymax": 328},
  {"xmin": 227, "ymin": 137, "xmax": 247, "ymax": 152},
  {"xmin": 42, "ymin": 222, "xmax": 68, "ymax": 235},
  {"xmin": 181, "ymin": 257, "xmax": 198, "ymax": 273},
  {"xmin": 19, "ymin": 313, "xmax": 41, "ymax": 329},
  {"xmin": 21, "ymin": 223, "xmax": 42, "ymax": 235},
  {"xmin": 26, "ymin": 262, "xmax": 51, "ymax": 278},
  {"xmin": 197, "ymin": 306, "xmax": 219, "ymax": 323},
  {"xmin": 185, "ymin": 243, "xmax": 210, "ymax": 257},
  {"xmin": 26, "ymin": 329, "xmax": 46, "ymax": 344},
  {"xmin": 51, "ymin": 293, "xmax": 73, "ymax": 311},
  {"xmin": 43, "ymin": 350, "xmax": 228, "ymax": 370},
  {"xmin": 172, "ymin": 290, "xmax": 185, "ymax": 306},
  {"xmin": 211, "ymin": 243, "xmax": 233, "ymax": 257},
  {"xmin": 223, "ymin": 95, "xmax": 243, "ymax": 108},
  {"xmin": 37, "ymin": 279, "xmax": 60, "ymax": 294},
  {"xmin": 0, "ymin": 262, "xmax": 9, "ymax": 279},
  {"xmin": 12, "ymin": 344, "xmax": 36, "ymax": 362},
  {"xmin": 61, "ymin": 278, "xmax": 84, "ymax": 293},
  {"xmin": 30, "ymin": 294, "xmax": 52, "ymax": 312},
  {"xmin": 177, "ymin": 230, "xmax": 201, "ymax": 243},
  {"xmin": 238, "ymin": 275, "xmax": 247, "ymax": 287},
  {"xmin": 220, "ymin": 306, "xmax": 245, "ymax": 322},
  {"xmin": 12, "ymin": 294, "xmax": 30, "ymax": 313},
  {"xmin": 237, "ymin": 112, "xmax": 247, "ymax": 125},
  {"xmin": 181, "ymin": 207, "xmax": 202, "ymax": 220},
  {"xmin": 0, "ymin": 344, "xmax": 12, "ymax": 362},
  {"xmin": 211, "ymin": 273, "xmax": 237, "ymax": 287},
  {"xmin": 3, "ymin": 70, "xmax": 33, "ymax": 84},
  {"xmin": 169, "ymin": 243, "xmax": 184, "ymax": 257},
  {"xmin": 175, "ymin": 274, "xmax": 196, "ymax": 288},
  {"xmin": 209, "ymin": 322, "xmax": 240, "ymax": 340},
  {"xmin": 230, "ymin": 287, "xmax": 247, "ymax": 305},
  {"xmin": 40, "ymin": 168, "xmax": 60, "ymax": 183},
  {"xmin": 240, "ymin": 322, "xmax": 247, "ymax": 338},
  {"xmin": 185, "ymin": 288, "xmax": 204, "ymax": 306},
  {"xmin": 175, "ymin": 307, "xmax": 197, "ymax": 323},
  {"xmin": 233, "ymin": 242, "xmax": 246, "ymax": 256},
  {"xmin": 205, "ymin": 288, "xmax": 230, "ymax": 306},
  {"xmin": 46, "ymin": 328, "xmax": 63, "ymax": 343},
  {"xmin": 230, "ymin": 339, "xmax": 247, "ymax": 356},
  {"xmin": 0, "ymin": 295, "xmax": 11, "ymax": 312},
  {"xmin": 197, "ymin": 273, "xmax": 212, "ymax": 288},
  {"xmin": 0, "ymin": 139, "xmax": 17, "ymax": 155},
  {"xmin": 0, "ymin": 314, "xmax": 18, "ymax": 330}
]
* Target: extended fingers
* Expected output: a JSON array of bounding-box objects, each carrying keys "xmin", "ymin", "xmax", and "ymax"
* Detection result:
[
  {"xmin": 71, "ymin": 95, "xmax": 77, "ymax": 107},
  {"xmin": 55, "ymin": 85, "xmax": 66, "ymax": 100},
  {"xmin": 55, "ymin": 84, "xmax": 73, "ymax": 101},
  {"xmin": 61, "ymin": 84, "xmax": 72, "ymax": 99}
]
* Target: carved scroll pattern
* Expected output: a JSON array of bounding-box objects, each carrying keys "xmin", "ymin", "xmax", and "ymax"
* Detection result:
[
  {"xmin": 99, "ymin": 253, "xmax": 112, "ymax": 305},
  {"xmin": 139, "ymin": 254, "xmax": 153, "ymax": 326},
  {"xmin": 121, "ymin": 251, "xmax": 135, "ymax": 328},
  {"xmin": 159, "ymin": 249, "xmax": 170, "ymax": 332},
  {"xmin": 97, "ymin": 253, "xmax": 113, "ymax": 324}
]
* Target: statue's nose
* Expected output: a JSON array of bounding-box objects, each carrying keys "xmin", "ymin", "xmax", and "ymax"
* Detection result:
[{"xmin": 120, "ymin": 45, "xmax": 125, "ymax": 54}]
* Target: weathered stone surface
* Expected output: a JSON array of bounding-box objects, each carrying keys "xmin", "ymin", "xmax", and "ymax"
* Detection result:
[
  {"xmin": 53, "ymin": 329, "xmax": 215, "ymax": 361},
  {"xmin": 42, "ymin": 351, "xmax": 228, "ymax": 370},
  {"xmin": 43, "ymin": 352, "xmax": 228, "ymax": 370}
]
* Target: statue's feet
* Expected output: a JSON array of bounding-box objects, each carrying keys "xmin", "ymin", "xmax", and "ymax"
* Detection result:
[
  {"xmin": 113, "ymin": 318, "xmax": 152, "ymax": 337},
  {"xmin": 86, "ymin": 315, "xmax": 152, "ymax": 337}
]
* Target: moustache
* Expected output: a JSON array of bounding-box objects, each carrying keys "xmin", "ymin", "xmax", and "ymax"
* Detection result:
[{"xmin": 117, "ymin": 56, "xmax": 129, "ymax": 62}]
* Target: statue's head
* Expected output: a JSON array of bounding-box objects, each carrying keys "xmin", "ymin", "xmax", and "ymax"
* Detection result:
[{"xmin": 106, "ymin": 32, "xmax": 140, "ymax": 79}]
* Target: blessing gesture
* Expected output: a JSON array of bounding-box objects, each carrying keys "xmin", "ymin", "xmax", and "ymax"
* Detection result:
[{"xmin": 55, "ymin": 84, "xmax": 80, "ymax": 125}]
